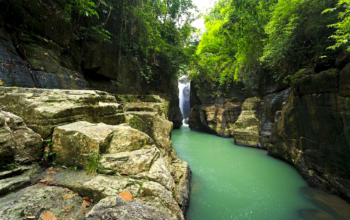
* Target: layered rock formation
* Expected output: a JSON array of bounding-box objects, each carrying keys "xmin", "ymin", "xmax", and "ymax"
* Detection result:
[
  {"xmin": 231, "ymin": 97, "xmax": 260, "ymax": 147},
  {"xmin": 0, "ymin": 88, "xmax": 190, "ymax": 219},
  {"xmin": 189, "ymin": 62, "xmax": 350, "ymax": 200},
  {"xmin": 267, "ymin": 67, "xmax": 350, "ymax": 200},
  {"xmin": 0, "ymin": 111, "xmax": 42, "ymax": 166},
  {"xmin": 0, "ymin": 88, "xmax": 124, "ymax": 138},
  {"xmin": 259, "ymin": 89, "xmax": 290, "ymax": 149},
  {"xmin": 189, "ymin": 82, "xmax": 248, "ymax": 137}
]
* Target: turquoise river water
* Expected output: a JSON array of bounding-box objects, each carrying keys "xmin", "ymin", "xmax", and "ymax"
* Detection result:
[{"xmin": 172, "ymin": 126, "xmax": 350, "ymax": 220}]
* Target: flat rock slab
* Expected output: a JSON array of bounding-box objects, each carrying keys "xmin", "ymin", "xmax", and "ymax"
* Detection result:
[
  {"xmin": 0, "ymin": 185, "xmax": 93, "ymax": 220},
  {"xmin": 86, "ymin": 196, "xmax": 169, "ymax": 220},
  {"xmin": 0, "ymin": 88, "xmax": 124, "ymax": 138},
  {"xmin": 0, "ymin": 167, "xmax": 25, "ymax": 179},
  {"xmin": 35, "ymin": 168, "xmax": 184, "ymax": 220}
]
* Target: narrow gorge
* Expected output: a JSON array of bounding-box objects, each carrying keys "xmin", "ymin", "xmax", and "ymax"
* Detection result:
[{"xmin": 1, "ymin": 0, "xmax": 350, "ymax": 219}]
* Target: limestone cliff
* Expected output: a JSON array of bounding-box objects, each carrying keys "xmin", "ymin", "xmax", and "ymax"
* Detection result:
[
  {"xmin": 267, "ymin": 66, "xmax": 350, "ymax": 201},
  {"xmin": 0, "ymin": 0, "xmax": 182, "ymax": 128},
  {"xmin": 189, "ymin": 81, "xmax": 250, "ymax": 137},
  {"xmin": 189, "ymin": 61, "xmax": 350, "ymax": 201},
  {"xmin": 231, "ymin": 97, "xmax": 260, "ymax": 147}
]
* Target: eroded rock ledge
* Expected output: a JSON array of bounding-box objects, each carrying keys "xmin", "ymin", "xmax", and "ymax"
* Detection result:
[{"xmin": 0, "ymin": 88, "xmax": 191, "ymax": 220}]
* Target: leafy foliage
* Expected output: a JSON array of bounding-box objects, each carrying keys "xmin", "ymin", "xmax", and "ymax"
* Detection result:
[
  {"xmin": 324, "ymin": 0, "xmax": 350, "ymax": 51},
  {"xmin": 262, "ymin": 0, "xmax": 337, "ymax": 80},
  {"xmin": 190, "ymin": 0, "xmax": 343, "ymax": 88},
  {"xmin": 56, "ymin": 0, "xmax": 196, "ymax": 83}
]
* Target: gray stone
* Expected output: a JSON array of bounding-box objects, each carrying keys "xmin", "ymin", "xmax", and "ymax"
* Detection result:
[
  {"xmin": 36, "ymin": 168, "xmax": 184, "ymax": 220},
  {"xmin": 0, "ymin": 176, "xmax": 30, "ymax": 195},
  {"xmin": 86, "ymin": 196, "xmax": 170, "ymax": 220},
  {"xmin": 0, "ymin": 111, "xmax": 42, "ymax": 166},
  {"xmin": 0, "ymin": 185, "xmax": 92, "ymax": 220}
]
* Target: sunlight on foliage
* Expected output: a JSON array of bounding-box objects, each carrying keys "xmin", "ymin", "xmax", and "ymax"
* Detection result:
[{"xmin": 190, "ymin": 0, "xmax": 342, "ymax": 89}]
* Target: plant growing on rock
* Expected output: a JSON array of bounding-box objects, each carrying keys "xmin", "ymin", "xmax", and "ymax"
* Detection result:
[
  {"xmin": 42, "ymin": 139, "xmax": 56, "ymax": 164},
  {"xmin": 86, "ymin": 153, "xmax": 101, "ymax": 174}
]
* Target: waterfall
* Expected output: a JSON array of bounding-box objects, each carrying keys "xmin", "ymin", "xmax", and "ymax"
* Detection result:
[{"xmin": 178, "ymin": 75, "xmax": 191, "ymax": 124}]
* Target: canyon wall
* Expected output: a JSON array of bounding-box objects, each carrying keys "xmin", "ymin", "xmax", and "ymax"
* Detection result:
[
  {"xmin": 189, "ymin": 81, "xmax": 250, "ymax": 137},
  {"xmin": 0, "ymin": 0, "xmax": 182, "ymax": 128},
  {"xmin": 189, "ymin": 58, "xmax": 350, "ymax": 201}
]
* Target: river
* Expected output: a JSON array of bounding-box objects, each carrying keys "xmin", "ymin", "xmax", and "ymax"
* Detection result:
[{"xmin": 172, "ymin": 125, "xmax": 350, "ymax": 220}]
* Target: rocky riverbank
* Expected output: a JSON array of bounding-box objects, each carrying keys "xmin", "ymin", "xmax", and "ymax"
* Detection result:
[
  {"xmin": 189, "ymin": 63, "xmax": 350, "ymax": 201},
  {"xmin": 0, "ymin": 88, "xmax": 191, "ymax": 220}
]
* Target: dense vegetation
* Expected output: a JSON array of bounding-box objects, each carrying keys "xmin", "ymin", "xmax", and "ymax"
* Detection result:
[
  {"xmin": 0, "ymin": 0, "xmax": 196, "ymax": 85},
  {"xmin": 67, "ymin": 0, "xmax": 196, "ymax": 83},
  {"xmin": 190, "ymin": 0, "xmax": 350, "ymax": 92}
]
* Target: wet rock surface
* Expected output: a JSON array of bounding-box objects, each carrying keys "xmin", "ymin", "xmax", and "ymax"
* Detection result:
[
  {"xmin": 0, "ymin": 176, "xmax": 30, "ymax": 195},
  {"xmin": 299, "ymin": 187, "xmax": 350, "ymax": 219}
]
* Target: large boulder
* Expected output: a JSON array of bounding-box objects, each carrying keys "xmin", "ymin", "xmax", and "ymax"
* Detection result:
[
  {"xmin": 171, "ymin": 161, "xmax": 191, "ymax": 214},
  {"xmin": 124, "ymin": 112, "xmax": 175, "ymax": 165},
  {"xmin": 50, "ymin": 119, "xmax": 189, "ymax": 219},
  {"xmin": 231, "ymin": 97, "xmax": 261, "ymax": 147},
  {"xmin": 53, "ymin": 121, "xmax": 175, "ymax": 190},
  {"xmin": 0, "ymin": 111, "xmax": 42, "ymax": 166},
  {"xmin": 124, "ymin": 112, "xmax": 191, "ymax": 212},
  {"xmin": 0, "ymin": 88, "xmax": 124, "ymax": 138}
]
